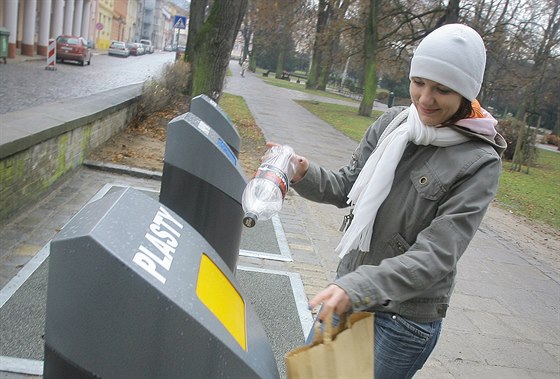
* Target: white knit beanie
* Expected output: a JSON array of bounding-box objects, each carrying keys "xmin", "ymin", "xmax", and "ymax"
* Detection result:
[{"xmin": 409, "ymin": 24, "xmax": 486, "ymax": 101}]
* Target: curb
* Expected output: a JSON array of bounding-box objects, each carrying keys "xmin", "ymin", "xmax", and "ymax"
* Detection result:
[{"xmin": 83, "ymin": 160, "xmax": 163, "ymax": 180}]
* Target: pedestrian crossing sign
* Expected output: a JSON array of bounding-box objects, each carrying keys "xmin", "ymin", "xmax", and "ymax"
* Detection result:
[{"xmin": 174, "ymin": 15, "xmax": 187, "ymax": 30}]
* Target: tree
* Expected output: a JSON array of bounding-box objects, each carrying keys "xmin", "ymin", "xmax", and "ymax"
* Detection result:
[
  {"xmin": 186, "ymin": 0, "xmax": 249, "ymax": 102},
  {"xmin": 246, "ymin": 0, "xmax": 280, "ymax": 71},
  {"xmin": 273, "ymin": 0, "xmax": 309, "ymax": 79},
  {"xmin": 307, "ymin": 0, "xmax": 355, "ymax": 90},
  {"xmin": 243, "ymin": 0, "xmax": 311, "ymax": 74},
  {"xmin": 358, "ymin": 0, "xmax": 464, "ymax": 116},
  {"xmin": 307, "ymin": 0, "xmax": 329, "ymax": 89},
  {"xmin": 318, "ymin": 1, "xmax": 353, "ymax": 90},
  {"xmin": 358, "ymin": 0, "xmax": 379, "ymax": 116},
  {"xmin": 520, "ymin": 0, "xmax": 559, "ymax": 119},
  {"xmin": 464, "ymin": 0, "xmax": 559, "ymax": 130},
  {"xmin": 240, "ymin": 11, "xmax": 254, "ymax": 67}
]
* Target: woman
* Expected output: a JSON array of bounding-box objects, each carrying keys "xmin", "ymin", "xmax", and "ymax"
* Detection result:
[{"xmin": 288, "ymin": 24, "xmax": 506, "ymax": 378}]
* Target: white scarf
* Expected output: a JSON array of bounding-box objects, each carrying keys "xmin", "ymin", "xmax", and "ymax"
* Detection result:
[{"xmin": 335, "ymin": 104, "xmax": 470, "ymax": 259}]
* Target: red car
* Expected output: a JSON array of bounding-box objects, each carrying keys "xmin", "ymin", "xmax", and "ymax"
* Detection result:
[
  {"xmin": 56, "ymin": 35, "xmax": 91, "ymax": 66},
  {"xmin": 126, "ymin": 42, "xmax": 144, "ymax": 56}
]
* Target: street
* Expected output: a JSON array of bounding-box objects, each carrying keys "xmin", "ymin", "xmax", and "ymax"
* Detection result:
[{"xmin": 0, "ymin": 51, "xmax": 176, "ymax": 115}]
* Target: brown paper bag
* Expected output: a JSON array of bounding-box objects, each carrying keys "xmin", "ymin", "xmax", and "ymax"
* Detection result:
[{"xmin": 285, "ymin": 312, "xmax": 374, "ymax": 379}]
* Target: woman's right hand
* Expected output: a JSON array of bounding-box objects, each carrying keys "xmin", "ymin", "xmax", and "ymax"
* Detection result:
[
  {"xmin": 265, "ymin": 142, "xmax": 309, "ymax": 184},
  {"xmin": 290, "ymin": 154, "xmax": 309, "ymax": 184}
]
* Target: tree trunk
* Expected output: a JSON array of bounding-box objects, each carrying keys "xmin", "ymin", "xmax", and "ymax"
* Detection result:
[
  {"xmin": 511, "ymin": 113, "xmax": 528, "ymax": 172},
  {"xmin": 317, "ymin": 0, "xmax": 350, "ymax": 91},
  {"xmin": 241, "ymin": 24, "xmax": 252, "ymax": 65},
  {"xmin": 185, "ymin": 0, "xmax": 207, "ymax": 66},
  {"xmin": 317, "ymin": 33, "xmax": 338, "ymax": 90},
  {"xmin": 434, "ymin": 0, "xmax": 460, "ymax": 27},
  {"xmin": 275, "ymin": 1, "xmax": 297, "ymax": 79},
  {"xmin": 189, "ymin": 0, "xmax": 249, "ymax": 103},
  {"xmin": 275, "ymin": 38, "xmax": 287, "ymax": 78},
  {"xmin": 307, "ymin": 0, "xmax": 329, "ymax": 89},
  {"xmin": 555, "ymin": 102, "xmax": 560, "ymax": 136},
  {"xmin": 358, "ymin": 0, "xmax": 379, "ymax": 117}
]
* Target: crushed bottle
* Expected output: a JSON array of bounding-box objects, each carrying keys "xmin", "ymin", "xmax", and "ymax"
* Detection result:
[{"xmin": 242, "ymin": 145, "xmax": 296, "ymax": 227}]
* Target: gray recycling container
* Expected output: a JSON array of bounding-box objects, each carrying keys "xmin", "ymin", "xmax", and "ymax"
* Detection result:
[
  {"xmin": 159, "ymin": 112, "xmax": 246, "ymax": 272},
  {"xmin": 190, "ymin": 94, "xmax": 241, "ymax": 157},
  {"xmin": 44, "ymin": 187, "xmax": 279, "ymax": 379}
]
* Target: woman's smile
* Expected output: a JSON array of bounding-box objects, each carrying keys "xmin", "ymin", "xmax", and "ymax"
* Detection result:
[{"xmin": 410, "ymin": 77, "xmax": 462, "ymax": 126}]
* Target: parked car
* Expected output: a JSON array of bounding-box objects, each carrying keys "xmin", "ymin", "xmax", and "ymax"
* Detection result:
[
  {"xmin": 56, "ymin": 35, "xmax": 91, "ymax": 66},
  {"xmin": 126, "ymin": 42, "xmax": 144, "ymax": 56},
  {"xmin": 139, "ymin": 39, "xmax": 154, "ymax": 54},
  {"xmin": 108, "ymin": 41, "xmax": 130, "ymax": 58}
]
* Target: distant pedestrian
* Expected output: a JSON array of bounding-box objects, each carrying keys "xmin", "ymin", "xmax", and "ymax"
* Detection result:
[
  {"xmin": 274, "ymin": 24, "xmax": 507, "ymax": 378},
  {"xmin": 241, "ymin": 59, "xmax": 249, "ymax": 77}
]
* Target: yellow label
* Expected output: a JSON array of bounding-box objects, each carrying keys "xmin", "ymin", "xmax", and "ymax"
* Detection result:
[{"xmin": 196, "ymin": 254, "xmax": 247, "ymax": 350}]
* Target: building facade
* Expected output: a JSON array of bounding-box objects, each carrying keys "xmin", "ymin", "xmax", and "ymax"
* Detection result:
[{"xmin": 0, "ymin": 0, "xmax": 188, "ymax": 58}]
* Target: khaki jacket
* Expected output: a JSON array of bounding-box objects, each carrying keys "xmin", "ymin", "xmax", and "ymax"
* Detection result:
[{"xmin": 293, "ymin": 106, "xmax": 507, "ymax": 322}]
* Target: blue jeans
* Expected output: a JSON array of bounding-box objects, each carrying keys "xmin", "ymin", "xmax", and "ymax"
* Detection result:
[
  {"xmin": 375, "ymin": 312, "xmax": 442, "ymax": 378},
  {"xmin": 307, "ymin": 311, "xmax": 442, "ymax": 378}
]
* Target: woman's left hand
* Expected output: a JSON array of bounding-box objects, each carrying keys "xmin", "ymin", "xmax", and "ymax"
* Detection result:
[{"xmin": 309, "ymin": 284, "xmax": 351, "ymax": 321}]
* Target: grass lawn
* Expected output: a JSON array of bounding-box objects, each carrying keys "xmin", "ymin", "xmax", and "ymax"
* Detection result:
[
  {"xmin": 220, "ymin": 92, "xmax": 267, "ymax": 175},
  {"xmin": 260, "ymin": 75, "xmax": 363, "ymax": 103},
  {"xmin": 497, "ymin": 150, "xmax": 560, "ymax": 228},
  {"xmin": 296, "ymin": 100, "xmax": 383, "ymax": 141}
]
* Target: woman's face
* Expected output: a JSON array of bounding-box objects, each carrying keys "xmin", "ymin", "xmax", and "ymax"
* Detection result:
[{"xmin": 409, "ymin": 77, "xmax": 463, "ymax": 126}]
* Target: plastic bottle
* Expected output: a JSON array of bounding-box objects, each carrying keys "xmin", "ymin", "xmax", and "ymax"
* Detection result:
[{"xmin": 242, "ymin": 145, "xmax": 296, "ymax": 227}]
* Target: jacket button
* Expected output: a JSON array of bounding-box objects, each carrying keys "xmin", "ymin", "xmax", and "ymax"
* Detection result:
[{"xmin": 419, "ymin": 176, "xmax": 428, "ymax": 185}]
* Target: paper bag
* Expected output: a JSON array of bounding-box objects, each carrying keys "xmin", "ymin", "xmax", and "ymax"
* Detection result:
[{"xmin": 285, "ymin": 312, "xmax": 374, "ymax": 379}]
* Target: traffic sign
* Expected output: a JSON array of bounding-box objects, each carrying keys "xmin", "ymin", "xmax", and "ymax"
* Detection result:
[{"xmin": 173, "ymin": 15, "xmax": 187, "ymax": 30}]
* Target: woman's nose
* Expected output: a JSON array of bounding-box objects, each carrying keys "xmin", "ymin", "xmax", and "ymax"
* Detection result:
[{"xmin": 418, "ymin": 89, "xmax": 434, "ymax": 105}]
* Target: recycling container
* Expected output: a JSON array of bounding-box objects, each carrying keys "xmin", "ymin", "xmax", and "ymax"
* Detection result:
[
  {"xmin": 159, "ymin": 112, "xmax": 246, "ymax": 272},
  {"xmin": 44, "ymin": 187, "xmax": 279, "ymax": 379},
  {"xmin": 190, "ymin": 94, "xmax": 241, "ymax": 157}
]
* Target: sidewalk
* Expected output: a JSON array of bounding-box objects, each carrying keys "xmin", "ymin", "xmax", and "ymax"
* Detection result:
[
  {"xmin": 223, "ymin": 61, "xmax": 560, "ymax": 378},
  {"xmin": 0, "ymin": 61, "xmax": 558, "ymax": 378}
]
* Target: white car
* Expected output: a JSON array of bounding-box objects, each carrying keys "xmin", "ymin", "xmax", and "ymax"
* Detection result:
[
  {"xmin": 139, "ymin": 39, "xmax": 154, "ymax": 54},
  {"xmin": 108, "ymin": 41, "xmax": 130, "ymax": 57}
]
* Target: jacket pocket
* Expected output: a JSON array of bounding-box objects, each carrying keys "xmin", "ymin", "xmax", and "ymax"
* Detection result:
[
  {"xmin": 410, "ymin": 164, "xmax": 445, "ymax": 201},
  {"xmin": 387, "ymin": 233, "xmax": 411, "ymax": 256},
  {"xmin": 336, "ymin": 249, "xmax": 364, "ymax": 276},
  {"xmin": 408, "ymin": 164, "xmax": 446, "ymax": 225}
]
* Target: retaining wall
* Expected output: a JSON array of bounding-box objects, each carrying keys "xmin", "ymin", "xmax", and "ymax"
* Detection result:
[{"xmin": 0, "ymin": 84, "xmax": 143, "ymax": 223}]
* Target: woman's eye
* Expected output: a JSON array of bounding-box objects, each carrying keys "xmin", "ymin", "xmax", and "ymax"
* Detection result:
[
  {"xmin": 437, "ymin": 88, "xmax": 451, "ymax": 94},
  {"xmin": 413, "ymin": 80, "xmax": 424, "ymax": 86}
]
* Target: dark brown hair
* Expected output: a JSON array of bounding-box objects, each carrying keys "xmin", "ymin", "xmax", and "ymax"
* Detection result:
[{"xmin": 443, "ymin": 97, "xmax": 473, "ymax": 126}]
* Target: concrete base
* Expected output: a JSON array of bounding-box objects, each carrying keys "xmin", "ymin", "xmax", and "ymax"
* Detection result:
[
  {"xmin": 8, "ymin": 43, "xmax": 16, "ymax": 59},
  {"xmin": 21, "ymin": 44, "xmax": 34, "ymax": 57},
  {"xmin": 37, "ymin": 45, "xmax": 47, "ymax": 56}
]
